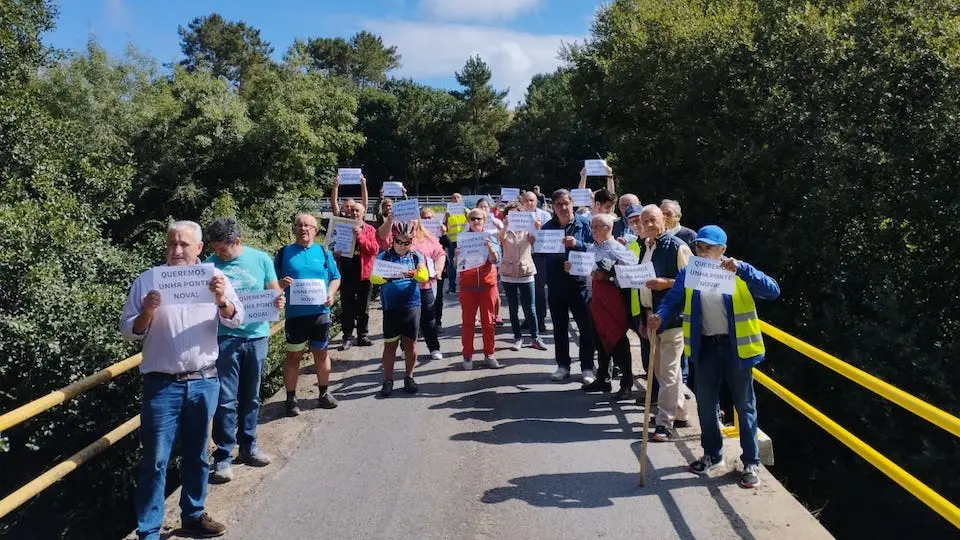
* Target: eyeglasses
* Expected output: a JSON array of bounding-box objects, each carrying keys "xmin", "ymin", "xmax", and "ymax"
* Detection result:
[{"xmin": 393, "ymin": 238, "xmax": 412, "ymax": 246}]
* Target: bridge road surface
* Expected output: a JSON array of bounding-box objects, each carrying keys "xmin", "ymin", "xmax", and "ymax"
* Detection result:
[{"xmin": 214, "ymin": 296, "xmax": 832, "ymax": 540}]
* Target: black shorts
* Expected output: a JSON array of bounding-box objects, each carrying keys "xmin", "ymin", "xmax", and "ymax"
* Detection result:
[
  {"xmin": 383, "ymin": 307, "xmax": 420, "ymax": 343},
  {"xmin": 285, "ymin": 313, "xmax": 331, "ymax": 352}
]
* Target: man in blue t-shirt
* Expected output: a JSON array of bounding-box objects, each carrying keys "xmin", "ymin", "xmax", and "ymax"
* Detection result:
[
  {"xmin": 275, "ymin": 213, "xmax": 341, "ymax": 416},
  {"xmin": 204, "ymin": 217, "xmax": 284, "ymax": 484}
]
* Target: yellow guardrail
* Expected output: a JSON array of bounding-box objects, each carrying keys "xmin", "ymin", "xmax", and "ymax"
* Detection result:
[{"xmin": 0, "ymin": 322, "xmax": 285, "ymax": 520}]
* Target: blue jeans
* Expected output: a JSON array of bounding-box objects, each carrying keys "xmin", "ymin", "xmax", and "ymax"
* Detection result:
[
  {"xmin": 695, "ymin": 337, "xmax": 759, "ymax": 466},
  {"xmin": 503, "ymin": 281, "xmax": 539, "ymax": 341},
  {"xmin": 547, "ymin": 284, "xmax": 594, "ymax": 370},
  {"xmin": 212, "ymin": 335, "xmax": 269, "ymax": 465},
  {"xmin": 136, "ymin": 374, "xmax": 219, "ymax": 540}
]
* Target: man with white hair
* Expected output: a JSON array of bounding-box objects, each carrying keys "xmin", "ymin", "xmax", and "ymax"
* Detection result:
[
  {"xmin": 121, "ymin": 220, "xmax": 244, "ymax": 540},
  {"xmin": 661, "ymin": 199, "xmax": 697, "ymax": 247},
  {"xmin": 613, "ymin": 194, "xmax": 640, "ymax": 240}
]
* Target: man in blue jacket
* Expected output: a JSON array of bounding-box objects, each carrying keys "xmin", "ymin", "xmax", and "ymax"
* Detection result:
[
  {"xmin": 541, "ymin": 189, "xmax": 596, "ymax": 383},
  {"xmin": 648, "ymin": 225, "xmax": 779, "ymax": 489}
]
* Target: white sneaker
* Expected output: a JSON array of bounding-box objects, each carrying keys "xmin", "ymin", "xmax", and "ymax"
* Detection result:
[
  {"xmin": 551, "ymin": 367, "xmax": 570, "ymax": 381},
  {"xmin": 511, "ymin": 340, "xmax": 523, "ymax": 351},
  {"xmin": 462, "ymin": 358, "xmax": 473, "ymax": 371},
  {"xmin": 582, "ymin": 369, "xmax": 596, "ymax": 385},
  {"xmin": 484, "ymin": 356, "xmax": 501, "ymax": 369},
  {"xmin": 430, "ymin": 350, "xmax": 443, "ymax": 361}
]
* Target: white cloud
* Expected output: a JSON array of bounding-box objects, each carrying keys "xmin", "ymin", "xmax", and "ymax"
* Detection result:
[
  {"xmin": 419, "ymin": 0, "xmax": 543, "ymax": 22},
  {"xmin": 364, "ymin": 19, "xmax": 582, "ymax": 105}
]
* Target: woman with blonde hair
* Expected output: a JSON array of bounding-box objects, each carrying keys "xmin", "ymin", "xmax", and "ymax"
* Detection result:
[
  {"xmin": 456, "ymin": 207, "xmax": 501, "ymax": 370},
  {"xmin": 498, "ymin": 203, "xmax": 548, "ymax": 352}
]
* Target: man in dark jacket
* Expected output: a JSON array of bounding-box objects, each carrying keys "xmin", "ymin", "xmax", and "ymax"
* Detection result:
[{"xmin": 661, "ymin": 199, "xmax": 697, "ymax": 247}]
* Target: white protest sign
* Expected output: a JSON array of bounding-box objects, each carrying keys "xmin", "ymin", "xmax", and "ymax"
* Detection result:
[
  {"xmin": 290, "ymin": 279, "xmax": 328, "ymax": 306},
  {"xmin": 152, "ymin": 264, "xmax": 216, "ymax": 304},
  {"xmin": 426, "ymin": 257, "xmax": 437, "ymax": 278},
  {"xmin": 446, "ymin": 202, "xmax": 465, "ymax": 216},
  {"xmin": 571, "ymin": 188, "xmax": 593, "ymax": 207},
  {"xmin": 615, "ymin": 262, "xmax": 658, "ymax": 289},
  {"xmin": 567, "ymin": 251, "xmax": 596, "ymax": 277},
  {"xmin": 584, "ymin": 159, "xmax": 608, "ymax": 176},
  {"xmin": 383, "ymin": 181, "xmax": 404, "ymax": 197},
  {"xmin": 684, "ymin": 256, "xmax": 736, "ymax": 295},
  {"xmin": 238, "ymin": 290, "xmax": 280, "ymax": 324},
  {"xmin": 332, "ymin": 223, "xmax": 356, "ymax": 257},
  {"xmin": 421, "ymin": 219, "xmax": 443, "ymax": 237},
  {"xmin": 392, "ymin": 198, "xmax": 420, "ymax": 222},
  {"xmin": 457, "ymin": 232, "xmax": 490, "ymax": 271},
  {"xmin": 338, "ymin": 168, "xmax": 362, "ymax": 185},
  {"xmin": 372, "ymin": 258, "xmax": 410, "ymax": 279},
  {"xmin": 500, "ymin": 187, "xmax": 520, "ymax": 201},
  {"xmin": 533, "ymin": 230, "xmax": 564, "ymax": 254},
  {"xmin": 507, "ymin": 212, "xmax": 536, "ymax": 233}
]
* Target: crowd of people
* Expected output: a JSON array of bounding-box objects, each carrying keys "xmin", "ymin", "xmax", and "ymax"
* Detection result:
[{"xmin": 120, "ymin": 168, "xmax": 780, "ymax": 539}]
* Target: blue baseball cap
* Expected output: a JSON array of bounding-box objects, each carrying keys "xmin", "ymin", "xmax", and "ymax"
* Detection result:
[
  {"xmin": 623, "ymin": 204, "xmax": 644, "ymax": 220},
  {"xmin": 695, "ymin": 225, "xmax": 727, "ymax": 246}
]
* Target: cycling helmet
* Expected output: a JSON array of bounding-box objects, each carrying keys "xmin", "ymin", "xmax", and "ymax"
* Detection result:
[{"xmin": 391, "ymin": 220, "xmax": 417, "ymax": 239}]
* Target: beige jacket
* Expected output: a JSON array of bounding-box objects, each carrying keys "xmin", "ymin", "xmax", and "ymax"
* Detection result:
[{"xmin": 499, "ymin": 231, "xmax": 536, "ymax": 279}]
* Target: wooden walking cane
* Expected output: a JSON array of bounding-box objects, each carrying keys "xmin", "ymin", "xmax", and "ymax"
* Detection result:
[{"xmin": 639, "ymin": 335, "xmax": 658, "ymax": 487}]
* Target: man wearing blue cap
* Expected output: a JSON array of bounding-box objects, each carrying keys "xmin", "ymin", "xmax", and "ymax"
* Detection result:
[{"xmin": 647, "ymin": 225, "xmax": 780, "ymax": 489}]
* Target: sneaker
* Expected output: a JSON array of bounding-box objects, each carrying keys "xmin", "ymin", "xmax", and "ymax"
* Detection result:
[
  {"xmin": 317, "ymin": 392, "xmax": 339, "ymax": 409},
  {"xmin": 531, "ymin": 339, "xmax": 548, "ymax": 351},
  {"xmin": 208, "ymin": 462, "xmax": 233, "ymax": 484},
  {"xmin": 612, "ymin": 366, "xmax": 622, "ymax": 379},
  {"xmin": 651, "ymin": 425, "xmax": 671, "ymax": 442},
  {"xmin": 494, "ymin": 316, "xmax": 505, "ymax": 327},
  {"xmin": 239, "ymin": 449, "xmax": 272, "ymax": 467},
  {"xmin": 340, "ymin": 338, "xmax": 353, "ymax": 351},
  {"xmin": 511, "ymin": 340, "xmax": 523, "ymax": 351},
  {"xmin": 739, "ymin": 464, "xmax": 761, "ymax": 488},
  {"xmin": 550, "ymin": 367, "xmax": 570, "ymax": 381},
  {"xmin": 581, "ymin": 379, "xmax": 612, "ymax": 393},
  {"xmin": 181, "ymin": 512, "xmax": 226, "ymax": 538},
  {"xmin": 285, "ymin": 398, "xmax": 301, "ymax": 417},
  {"xmin": 430, "ymin": 350, "xmax": 443, "ymax": 361},
  {"xmin": 356, "ymin": 336, "xmax": 374, "ymax": 347},
  {"xmin": 379, "ymin": 380, "xmax": 394, "ymax": 397},
  {"xmin": 404, "ymin": 376, "xmax": 419, "ymax": 394},
  {"xmin": 582, "ymin": 369, "xmax": 596, "ymax": 385},
  {"xmin": 690, "ymin": 454, "xmax": 726, "ymax": 475},
  {"xmin": 484, "ymin": 356, "xmax": 501, "ymax": 369},
  {"xmin": 462, "ymin": 358, "xmax": 473, "ymax": 371}
]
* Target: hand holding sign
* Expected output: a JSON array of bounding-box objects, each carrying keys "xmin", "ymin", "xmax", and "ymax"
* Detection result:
[
  {"xmin": 615, "ymin": 262, "xmax": 657, "ymax": 288},
  {"xmin": 584, "ymin": 159, "xmax": 609, "ymax": 176},
  {"xmin": 393, "ymin": 199, "xmax": 420, "ymax": 222},
  {"xmin": 383, "ymin": 181, "xmax": 404, "ymax": 197},
  {"xmin": 501, "ymin": 187, "xmax": 520, "ymax": 201},
  {"xmin": 338, "ymin": 168, "xmax": 362, "ymax": 185},
  {"xmin": 152, "ymin": 264, "xmax": 216, "ymax": 304},
  {"xmin": 238, "ymin": 290, "xmax": 281, "ymax": 323},
  {"xmin": 685, "ymin": 256, "xmax": 736, "ymax": 295},
  {"xmin": 571, "ymin": 188, "xmax": 592, "ymax": 207},
  {"xmin": 372, "ymin": 258, "xmax": 410, "ymax": 279},
  {"xmin": 567, "ymin": 252, "xmax": 596, "ymax": 277},
  {"xmin": 533, "ymin": 230, "xmax": 564, "ymax": 253},
  {"xmin": 290, "ymin": 279, "xmax": 328, "ymax": 306},
  {"xmin": 507, "ymin": 212, "xmax": 535, "ymax": 233},
  {"xmin": 447, "ymin": 202, "xmax": 465, "ymax": 215}
]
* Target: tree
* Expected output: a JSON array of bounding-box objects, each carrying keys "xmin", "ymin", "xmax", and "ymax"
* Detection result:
[
  {"xmin": 350, "ymin": 31, "xmax": 401, "ymax": 87},
  {"xmin": 178, "ymin": 13, "xmax": 274, "ymax": 91},
  {"xmin": 452, "ymin": 55, "xmax": 509, "ymax": 191},
  {"xmin": 285, "ymin": 32, "xmax": 400, "ymax": 87}
]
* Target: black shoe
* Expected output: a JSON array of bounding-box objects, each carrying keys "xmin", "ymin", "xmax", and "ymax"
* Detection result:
[
  {"xmin": 404, "ymin": 376, "xmax": 419, "ymax": 394},
  {"xmin": 615, "ymin": 385, "xmax": 632, "ymax": 400},
  {"xmin": 285, "ymin": 398, "xmax": 301, "ymax": 417},
  {"xmin": 582, "ymin": 380, "xmax": 613, "ymax": 393},
  {"xmin": 181, "ymin": 512, "xmax": 226, "ymax": 538},
  {"xmin": 356, "ymin": 336, "xmax": 373, "ymax": 346},
  {"xmin": 317, "ymin": 392, "xmax": 339, "ymax": 409},
  {"xmin": 379, "ymin": 380, "xmax": 394, "ymax": 397},
  {"xmin": 674, "ymin": 419, "xmax": 691, "ymax": 428},
  {"xmin": 538, "ymin": 325, "xmax": 547, "ymax": 334},
  {"xmin": 651, "ymin": 425, "xmax": 671, "ymax": 442}
]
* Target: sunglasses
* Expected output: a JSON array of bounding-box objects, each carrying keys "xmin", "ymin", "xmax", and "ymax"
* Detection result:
[
  {"xmin": 469, "ymin": 216, "xmax": 484, "ymax": 222},
  {"xmin": 393, "ymin": 238, "xmax": 412, "ymax": 246}
]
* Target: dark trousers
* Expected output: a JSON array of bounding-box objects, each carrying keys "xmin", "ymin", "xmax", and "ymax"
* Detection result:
[
  {"xmin": 340, "ymin": 274, "xmax": 371, "ymax": 339},
  {"xmin": 419, "ymin": 287, "xmax": 441, "ymax": 351},
  {"xmin": 533, "ymin": 256, "xmax": 548, "ymax": 330},
  {"xmin": 434, "ymin": 277, "xmax": 445, "ymax": 327},
  {"xmin": 547, "ymin": 284, "xmax": 594, "ymax": 370},
  {"xmin": 595, "ymin": 331, "xmax": 633, "ymax": 388}
]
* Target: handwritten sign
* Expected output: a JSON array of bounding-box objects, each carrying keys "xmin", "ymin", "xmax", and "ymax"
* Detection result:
[
  {"xmin": 507, "ymin": 211, "xmax": 535, "ymax": 233},
  {"xmin": 614, "ymin": 262, "xmax": 658, "ymax": 289},
  {"xmin": 533, "ymin": 230, "xmax": 564, "ymax": 254},
  {"xmin": 323, "ymin": 217, "xmax": 358, "ymax": 250},
  {"xmin": 584, "ymin": 159, "xmax": 608, "ymax": 176},
  {"xmin": 290, "ymin": 279, "xmax": 328, "ymax": 306},
  {"xmin": 457, "ymin": 232, "xmax": 490, "ymax": 271},
  {"xmin": 571, "ymin": 188, "xmax": 593, "ymax": 207},
  {"xmin": 383, "ymin": 181, "xmax": 404, "ymax": 197},
  {"xmin": 393, "ymin": 198, "xmax": 420, "ymax": 222},
  {"xmin": 338, "ymin": 168, "xmax": 362, "ymax": 185},
  {"xmin": 426, "ymin": 257, "xmax": 437, "ymax": 278},
  {"xmin": 500, "ymin": 187, "xmax": 520, "ymax": 201},
  {"xmin": 421, "ymin": 219, "xmax": 443, "ymax": 237},
  {"xmin": 372, "ymin": 258, "xmax": 410, "ymax": 279},
  {"xmin": 332, "ymin": 223, "xmax": 356, "ymax": 257},
  {"xmin": 238, "ymin": 290, "xmax": 280, "ymax": 323},
  {"xmin": 684, "ymin": 256, "xmax": 736, "ymax": 295},
  {"xmin": 152, "ymin": 264, "xmax": 216, "ymax": 304},
  {"xmin": 567, "ymin": 252, "xmax": 596, "ymax": 277},
  {"xmin": 446, "ymin": 202, "xmax": 465, "ymax": 216}
]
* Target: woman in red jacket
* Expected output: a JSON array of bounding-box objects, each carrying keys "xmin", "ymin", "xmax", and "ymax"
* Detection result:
[{"xmin": 456, "ymin": 207, "xmax": 502, "ymax": 370}]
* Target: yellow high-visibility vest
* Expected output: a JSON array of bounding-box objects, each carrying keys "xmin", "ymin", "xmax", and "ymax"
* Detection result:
[
  {"xmin": 446, "ymin": 212, "xmax": 467, "ymax": 242},
  {"xmin": 682, "ymin": 277, "xmax": 764, "ymax": 359},
  {"xmin": 627, "ymin": 240, "xmax": 642, "ymax": 317}
]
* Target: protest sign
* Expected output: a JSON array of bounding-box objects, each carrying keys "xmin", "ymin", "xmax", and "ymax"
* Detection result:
[
  {"xmin": 338, "ymin": 168, "xmax": 362, "ymax": 185},
  {"xmin": 567, "ymin": 252, "xmax": 596, "ymax": 277},
  {"xmin": 332, "ymin": 223, "xmax": 356, "ymax": 257},
  {"xmin": 571, "ymin": 188, "xmax": 593, "ymax": 207},
  {"xmin": 421, "ymin": 219, "xmax": 443, "ymax": 237},
  {"xmin": 614, "ymin": 262, "xmax": 658, "ymax": 289},
  {"xmin": 457, "ymin": 232, "xmax": 490, "ymax": 271},
  {"xmin": 393, "ymin": 198, "xmax": 420, "ymax": 222},
  {"xmin": 584, "ymin": 159, "xmax": 608, "ymax": 176},
  {"xmin": 152, "ymin": 264, "xmax": 216, "ymax": 304},
  {"xmin": 290, "ymin": 279, "xmax": 328, "ymax": 305},
  {"xmin": 507, "ymin": 211, "xmax": 536, "ymax": 233},
  {"xmin": 323, "ymin": 217, "xmax": 358, "ymax": 251},
  {"xmin": 684, "ymin": 256, "xmax": 736, "ymax": 295},
  {"xmin": 447, "ymin": 202, "xmax": 465, "ymax": 216},
  {"xmin": 533, "ymin": 230, "xmax": 564, "ymax": 254},
  {"xmin": 238, "ymin": 290, "xmax": 280, "ymax": 323},
  {"xmin": 383, "ymin": 181, "xmax": 404, "ymax": 197},
  {"xmin": 500, "ymin": 187, "xmax": 520, "ymax": 201},
  {"xmin": 372, "ymin": 258, "xmax": 410, "ymax": 279},
  {"xmin": 425, "ymin": 257, "xmax": 437, "ymax": 278}
]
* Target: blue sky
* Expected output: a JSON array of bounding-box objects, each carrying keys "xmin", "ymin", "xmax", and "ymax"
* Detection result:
[{"xmin": 46, "ymin": 0, "xmax": 605, "ymax": 104}]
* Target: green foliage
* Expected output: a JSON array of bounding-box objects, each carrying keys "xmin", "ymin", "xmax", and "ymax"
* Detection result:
[
  {"xmin": 452, "ymin": 56, "xmax": 510, "ymax": 191},
  {"xmin": 178, "ymin": 13, "xmax": 274, "ymax": 91},
  {"xmin": 285, "ymin": 31, "xmax": 401, "ymax": 88}
]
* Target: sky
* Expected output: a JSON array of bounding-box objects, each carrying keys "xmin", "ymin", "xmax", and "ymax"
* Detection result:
[{"xmin": 45, "ymin": 0, "xmax": 606, "ymax": 105}]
